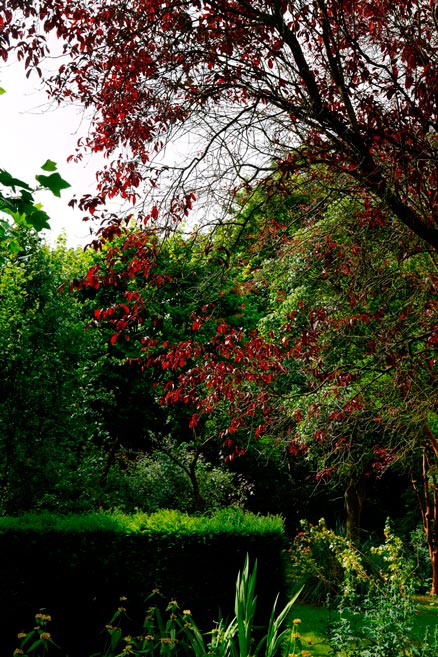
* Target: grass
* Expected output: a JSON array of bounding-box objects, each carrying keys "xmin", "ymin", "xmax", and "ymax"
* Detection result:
[
  {"xmin": 288, "ymin": 596, "xmax": 438, "ymax": 656},
  {"xmin": 291, "ymin": 603, "xmax": 332, "ymax": 656},
  {"xmin": 411, "ymin": 595, "xmax": 438, "ymax": 643}
]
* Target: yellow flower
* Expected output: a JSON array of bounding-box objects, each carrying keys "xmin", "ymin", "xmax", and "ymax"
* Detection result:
[
  {"xmin": 183, "ymin": 609, "xmax": 192, "ymax": 616},
  {"xmin": 40, "ymin": 633, "xmax": 51, "ymax": 640},
  {"xmin": 118, "ymin": 606, "xmax": 127, "ymax": 612},
  {"xmin": 13, "ymin": 650, "xmax": 24, "ymax": 655},
  {"xmin": 301, "ymin": 651, "xmax": 312, "ymax": 657},
  {"xmin": 17, "ymin": 633, "xmax": 27, "ymax": 639},
  {"xmin": 120, "ymin": 596, "xmax": 128, "ymax": 601},
  {"xmin": 35, "ymin": 613, "xmax": 51, "ymax": 622},
  {"xmin": 144, "ymin": 634, "xmax": 155, "ymax": 641},
  {"xmin": 293, "ymin": 618, "xmax": 302, "ymax": 625}
]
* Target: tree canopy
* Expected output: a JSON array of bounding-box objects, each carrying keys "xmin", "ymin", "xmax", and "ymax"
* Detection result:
[
  {"xmin": 3, "ymin": 0, "xmax": 438, "ymax": 593},
  {"xmin": 3, "ymin": 0, "xmax": 438, "ymax": 248}
]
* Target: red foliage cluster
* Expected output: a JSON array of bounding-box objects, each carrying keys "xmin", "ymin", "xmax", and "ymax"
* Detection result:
[
  {"xmin": 3, "ymin": 1, "xmax": 438, "ymax": 247},
  {"xmin": 4, "ymin": 1, "xmax": 438, "ymax": 475}
]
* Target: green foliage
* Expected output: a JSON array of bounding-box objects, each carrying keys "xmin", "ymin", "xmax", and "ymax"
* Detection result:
[
  {"xmin": 109, "ymin": 446, "xmax": 244, "ymax": 513},
  {"xmin": 291, "ymin": 517, "xmax": 436, "ymax": 656},
  {"xmin": 0, "ymin": 508, "xmax": 284, "ymax": 535},
  {"xmin": 290, "ymin": 519, "xmax": 369, "ymax": 603},
  {"xmin": 407, "ymin": 525, "xmax": 433, "ymax": 593},
  {"xmin": 328, "ymin": 521, "xmax": 417, "ymax": 656},
  {"xmin": 0, "ymin": 510, "xmax": 125, "ymax": 533},
  {"xmin": 0, "ymin": 156, "xmax": 70, "ymax": 258},
  {"xmin": 0, "ymin": 231, "xmax": 109, "ymax": 514},
  {"xmin": 34, "ymin": 171, "xmax": 71, "ymax": 198}
]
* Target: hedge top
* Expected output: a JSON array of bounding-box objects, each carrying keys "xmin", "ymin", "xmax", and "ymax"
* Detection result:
[{"xmin": 0, "ymin": 508, "xmax": 284, "ymax": 536}]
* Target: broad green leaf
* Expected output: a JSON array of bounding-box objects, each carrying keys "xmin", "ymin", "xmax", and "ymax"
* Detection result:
[
  {"xmin": 35, "ymin": 172, "xmax": 71, "ymax": 197},
  {"xmin": 1, "ymin": 208, "xmax": 30, "ymax": 227},
  {"xmin": 0, "ymin": 87, "xmax": 6, "ymax": 95},
  {"xmin": 27, "ymin": 208, "xmax": 51, "ymax": 231},
  {"xmin": 20, "ymin": 189, "xmax": 34, "ymax": 204},
  {"xmin": 41, "ymin": 159, "xmax": 57, "ymax": 172},
  {"xmin": 0, "ymin": 169, "xmax": 32, "ymax": 191}
]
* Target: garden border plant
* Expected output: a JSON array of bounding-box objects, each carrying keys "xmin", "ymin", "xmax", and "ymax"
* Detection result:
[{"xmin": 290, "ymin": 517, "xmax": 438, "ymax": 657}]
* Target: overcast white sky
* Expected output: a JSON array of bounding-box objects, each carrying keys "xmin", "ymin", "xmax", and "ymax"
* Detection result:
[{"xmin": 1, "ymin": 57, "xmax": 103, "ymax": 248}]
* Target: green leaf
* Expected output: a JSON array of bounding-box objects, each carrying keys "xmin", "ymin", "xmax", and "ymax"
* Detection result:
[
  {"xmin": 20, "ymin": 189, "xmax": 34, "ymax": 204},
  {"xmin": 28, "ymin": 638, "xmax": 44, "ymax": 651},
  {"xmin": 35, "ymin": 172, "xmax": 71, "ymax": 197},
  {"xmin": 0, "ymin": 218, "xmax": 8, "ymax": 237},
  {"xmin": 2, "ymin": 208, "xmax": 30, "ymax": 227},
  {"xmin": 0, "ymin": 87, "xmax": 6, "ymax": 95},
  {"xmin": 41, "ymin": 159, "xmax": 57, "ymax": 172},
  {"xmin": 27, "ymin": 208, "xmax": 51, "ymax": 231},
  {"xmin": 0, "ymin": 169, "xmax": 32, "ymax": 191}
]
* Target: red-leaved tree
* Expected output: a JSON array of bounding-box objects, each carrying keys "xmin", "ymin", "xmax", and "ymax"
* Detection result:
[
  {"xmin": 3, "ymin": 1, "xmax": 438, "ymax": 248},
  {"xmin": 4, "ymin": 0, "xmax": 438, "ymax": 588}
]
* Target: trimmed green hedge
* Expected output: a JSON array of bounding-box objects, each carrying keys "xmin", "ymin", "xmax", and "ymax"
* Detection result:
[{"xmin": 1, "ymin": 509, "xmax": 287, "ymax": 657}]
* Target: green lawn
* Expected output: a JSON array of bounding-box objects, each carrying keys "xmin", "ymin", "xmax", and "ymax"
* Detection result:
[
  {"xmin": 411, "ymin": 595, "xmax": 438, "ymax": 643},
  {"xmin": 289, "ymin": 597, "xmax": 438, "ymax": 656},
  {"xmin": 290, "ymin": 603, "xmax": 332, "ymax": 656}
]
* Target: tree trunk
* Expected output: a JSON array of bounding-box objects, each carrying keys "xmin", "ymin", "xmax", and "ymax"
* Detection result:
[
  {"xmin": 431, "ymin": 549, "xmax": 438, "ymax": 596},
  {"xmin": 98, "ymin": 437, "xmax": 121, "ymax": 509},
  {"xmin": 344, "ymin": 475, "xmax": 366, "ymax": 544},
  {"xmin": 411, "ymin": 436, "xmax": 438, "ymax": 595},
  {"xmin": 188, "ymin": 447, "xmax": 205, "ymax": 512},
  {"xmin": 157, "ymin": 441, "xmax": 206, "ymax": 512}
]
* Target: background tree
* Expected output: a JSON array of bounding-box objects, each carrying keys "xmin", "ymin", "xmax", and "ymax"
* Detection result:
[
  {"xmin": 251, "ymin": 181, "xmax": 438, "ymax": 586},
  {"xmin": 0, "ymin": 229, "xmax": 110, "ymax": 513}
]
